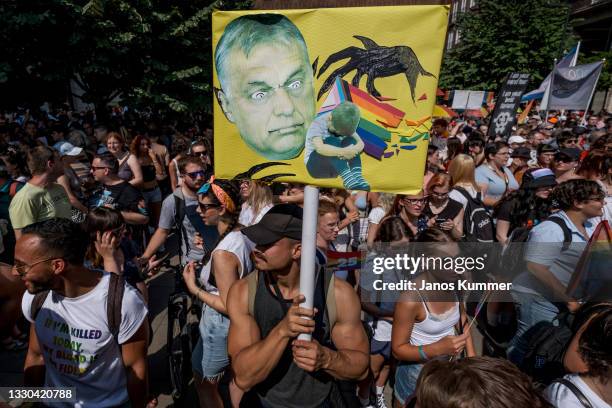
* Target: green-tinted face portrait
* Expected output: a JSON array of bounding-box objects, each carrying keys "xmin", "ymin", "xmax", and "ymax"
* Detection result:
[{"xmin": 219, "ymin": 42, "xmax": 316, "ymax": 160}]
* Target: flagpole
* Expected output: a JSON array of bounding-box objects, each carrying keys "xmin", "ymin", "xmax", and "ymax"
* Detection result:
[
  {"xmin": 543, "ymin": 58, "xmax": 557, "ymax": 122},
  {"xmin": 571, "ymin": 41, "xmax": 581, "ymax": 67},
  {"xmin": 561, "ymin": 42, "xmax": 580, "ymax": 120},
  {"xmin": 298, "ymin": 185, "xmax": 319, "ymax": 341},
  {"xmin": 581, "ymin": 59, "xmax": 605, "ymax": 126}
]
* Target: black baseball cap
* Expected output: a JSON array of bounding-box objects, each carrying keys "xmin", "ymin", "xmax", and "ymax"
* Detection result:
[
  {"xmin": 242, "ymin": 204, "xmax": 303, "ymax": 245},
  {"xmin": 556, "ymin": 147, "xmax": 581, "ymax": 162},
  {"xmin": 511, "ymin": 147, "xmax": 531, "ymax": 159}
]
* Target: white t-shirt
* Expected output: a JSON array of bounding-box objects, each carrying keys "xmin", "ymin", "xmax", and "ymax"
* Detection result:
[
  {"xmin": 544, "ymin": 374, "xmax": 610, "ymax": 408},
  {"xmin": 359, "ymin": 253, "xmax": 397, "ymax": 342},
  {"xmin": 368, "ymin": 207, "xmax": 386, "ymax": 225},
  {"xmin": 449, "ymin": 186, "xmax": 478, "ymax": 210},
  {"xmin": 239, "ymin": 203, "xmax": 273, "ymax": 227},
  {"xmin": 21, "ymin": 272, "xmax": 148, "ymax": 408},
  {"xmin": 199, "ymin": 230, "xmax": 255, "ymax": 295}
]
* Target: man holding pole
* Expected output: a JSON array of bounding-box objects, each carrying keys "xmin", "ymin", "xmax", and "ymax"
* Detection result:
[{"xmin": 226, "ymin": 204, "xmax": 369, "ymax": 407}]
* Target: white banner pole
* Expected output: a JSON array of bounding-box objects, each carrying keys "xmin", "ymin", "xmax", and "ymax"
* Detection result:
[
  {"xmin": 298, "ymin": 185, "xmax": 320, "ymax": 341},
  {"xmin": 581, "ymin": 59, "xmax": 604, "ymax": 126}
]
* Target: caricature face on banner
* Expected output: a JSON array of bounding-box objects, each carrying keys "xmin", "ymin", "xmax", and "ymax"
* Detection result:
[{"xmin": 213, "ymin": 6, "xmax": 448, "ymax": 194}]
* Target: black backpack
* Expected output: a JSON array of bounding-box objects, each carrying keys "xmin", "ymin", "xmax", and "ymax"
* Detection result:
[
  {"xmin": 31, "ymin": 273, "xmax": 125, "ymax": 342},
  {"xmin": 164, "ymin": 190, "xmax": 188, "ymax": 260},
  {"xmin": 454, "ymin": 187, "xmax": 495, "ymax": 242},
  {"xmin": 520, "ymin": 302, "xmax": 612, "ymax": 386},
  {"xmin": 499, "ymin": 216, "xmax": 572, "ymax": 280}
]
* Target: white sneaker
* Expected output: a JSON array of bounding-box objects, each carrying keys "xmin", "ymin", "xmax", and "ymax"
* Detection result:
[{"xmin": 375, "ymin": 394, "xmax": 388, "ymax": 408}]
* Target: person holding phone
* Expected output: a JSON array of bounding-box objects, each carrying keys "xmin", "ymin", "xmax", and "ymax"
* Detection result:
[
  {"xmin": 391, "ymin": 228, "xmax": 475, "ymax": 408},
  {"xmin": 424, "ymin": 173, "xmax": 463, "ymax": 240}
]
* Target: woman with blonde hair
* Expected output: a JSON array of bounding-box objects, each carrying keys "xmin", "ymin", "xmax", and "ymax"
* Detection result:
[
  {"xmin": 366, "ymin": 192, "xmax": 396, "ymax": 247},
  {"xmin": 105, "ymin": 131, "xmax": 143, "ymax": 188},
  {"xmin": 238, "ymin": 180, "xmax": 274, "ymax": 226},
  {"xmin": 448, "ymin": 154, "xmax": 480, "ymax": 210},
  {"xmin": 425, "ymin": 173, "xmax": 464, "ymax": 240}
]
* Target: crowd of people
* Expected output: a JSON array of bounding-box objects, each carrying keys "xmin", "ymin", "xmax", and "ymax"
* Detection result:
[{"xmin": 0, "ymin": 106, "xmax": 610, "ymax": 408}]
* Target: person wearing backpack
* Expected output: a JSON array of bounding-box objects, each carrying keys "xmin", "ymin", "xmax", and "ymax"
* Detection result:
[
  {"xmin": 140, "ymin": 156, "xmax": 215, "ymax": 269},
  {"xmin": 226, "ymin": 204, "xmax": 369, "ymax": 408},
  {"xmin": 544, "ymin": 306, "xmax": 612, "ymax": 408},
  {"xmin": 15, "ymin": 218, "xmax": 149, "ymax": 407},
  {"xmin": 493, "ymin": 168, "xmax": 557, "ymax": 244},
  {"xmin": 508, "ymin": 179, "xmax": 606, "ymax": 366},
  {"xmin": 448, "ymin": 154, "xmax": 494, "ymax": 242}
]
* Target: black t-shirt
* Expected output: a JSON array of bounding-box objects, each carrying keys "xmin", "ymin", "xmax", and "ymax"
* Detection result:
[
  {"xmin": 90, "ymin": 181, "xmax": 146, "ymax": 213},
  {"xmin": 424, "ymin": 198, "xmax": 463, "ymax": 222}
]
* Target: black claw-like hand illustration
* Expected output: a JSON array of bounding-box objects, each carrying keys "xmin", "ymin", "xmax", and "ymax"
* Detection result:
[
  {"xmin": 234, "ymin": 162, "xmax": 294, "ymax": 183},
  {"xmin": 317, "ymin": 35, "xmax": 435, "ymax": 102}
]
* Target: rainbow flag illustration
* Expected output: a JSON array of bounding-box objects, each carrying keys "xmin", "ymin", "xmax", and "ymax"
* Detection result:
[{"xmin": 318, "ymin": 77, "xmax": 406, "ymax": 160}]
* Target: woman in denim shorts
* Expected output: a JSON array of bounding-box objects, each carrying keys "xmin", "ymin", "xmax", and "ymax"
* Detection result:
[
  {"xmin": 182, "ymin": 178, "xmax": 254, "ymax": 408},
  {"xmin": 391, "ymin": 228, "xmax": 475, "ymax": 407}
]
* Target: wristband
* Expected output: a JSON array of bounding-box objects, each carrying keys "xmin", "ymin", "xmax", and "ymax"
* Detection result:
[{"xmin": 418, "ymin": 345, "xmax": 428, "ymax": 361}]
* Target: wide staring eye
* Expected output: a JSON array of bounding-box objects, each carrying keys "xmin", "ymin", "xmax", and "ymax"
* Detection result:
[
  {"xmin": 251, "ymin": 91, "xmax": 267, "ymax": 100},
  {"xmin": 287, "ymin": 80, "xmax": 302, "ymax": 89}
]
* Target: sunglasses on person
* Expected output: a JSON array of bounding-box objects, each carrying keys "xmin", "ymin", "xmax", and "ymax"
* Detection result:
[
  {"xmin": 192, "ymin": 150, "xmax": 208, "ymax": 157},
  {"xmin": 91, "ymin": 166, "xmax": 110, "ymax": 171},
  {"xmin": 555, "ymin": 155, "xmax": 576, "ymax": 163},
  {"xmin": 565, "ymin": 139, "xmax": 578, "ymax": 144},
  {"xmin": 184, "ymin": 170, "xmax": 206, "ymax": 179},
  {"xmin": 198, "ymin": 202, "xmax": 220, "ymax": 211}
]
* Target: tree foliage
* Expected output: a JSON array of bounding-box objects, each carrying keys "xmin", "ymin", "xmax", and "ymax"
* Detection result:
[
  {"xmin": 580, "ymin": 51, "xmax": 611, "ymax": 91},
  {"xmin": 439, "ymin": 0, "xmax": 575, "ymax": 91},
  {"xmin": 0, "ymin": 0, "xmax": 252, "ymax": 119}
]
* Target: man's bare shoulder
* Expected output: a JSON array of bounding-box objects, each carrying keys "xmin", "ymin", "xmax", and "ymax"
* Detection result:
[{"xmin": 228, "ymin": 275, "xmax": 251, "ymax": 315}]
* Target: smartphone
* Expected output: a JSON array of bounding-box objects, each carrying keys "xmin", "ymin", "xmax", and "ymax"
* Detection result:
[{"xmin": 435, "ymin": 218, "xmax": 448, "ymax": 225}]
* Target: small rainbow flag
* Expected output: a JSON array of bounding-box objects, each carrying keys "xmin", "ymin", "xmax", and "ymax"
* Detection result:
[{"xmin": 566, "ymin": 220, "xmax": 612, "ymax": 298}]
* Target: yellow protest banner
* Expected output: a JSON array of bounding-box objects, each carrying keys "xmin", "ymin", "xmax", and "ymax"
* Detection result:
[{"xmin": 212, "ymin": 6, "xmax": 448, "ymax": 194}]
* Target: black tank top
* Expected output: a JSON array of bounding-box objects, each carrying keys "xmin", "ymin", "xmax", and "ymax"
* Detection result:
[
  {"xmin": 252, "ymin": 270, "xmax": 333, "ymax": 408},
  {"xmin": 142, "ymin": 164, "xmax": 156, "ymax": 183}
]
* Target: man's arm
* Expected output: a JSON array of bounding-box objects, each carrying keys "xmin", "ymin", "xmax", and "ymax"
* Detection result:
[
  {"xmin": 227, "ymin": 280, "xmax": 315, "ymax": 391},
  {"xmin": 526, "ymin": 262, "xmax": 574, "ymax": 302},
  {"xmin": 121, "ymin": 321, "xmax": 149, "ymax": 408},
  {"xmin": 292, "ymin": 278, "xmax": 369, "ymax": 381},
  {"xmin": 141, "ymin": 228, "xmax": 170, "ymax": 259},
  {"xmin": 24, "ymin": 324, "xmax": 45, "ymax": 386},
  {"xmin": 121, "ymin": 211, "xmax": 149, "ymax": 225}
]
